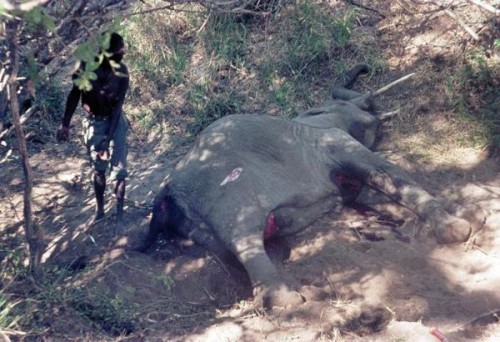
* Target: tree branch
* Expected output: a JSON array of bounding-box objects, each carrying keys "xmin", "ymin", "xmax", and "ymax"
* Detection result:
[{"xmin": 6, "ymin": 19, "xmax": 43, "ymax": 278}]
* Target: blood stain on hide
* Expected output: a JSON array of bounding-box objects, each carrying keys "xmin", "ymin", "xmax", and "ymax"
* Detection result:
[
  {"xmin": 331, "ymin": 171, "xmax": 363, "ymax": 203},
  {"xmin": 264, "ymin": 211, "xmax": 278, "ymax": 240}
]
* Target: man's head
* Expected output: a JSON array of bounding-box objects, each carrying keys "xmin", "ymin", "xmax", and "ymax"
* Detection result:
[{"xmin": 107, "ymin": 32, "xmax": 126, "ymax": 62}]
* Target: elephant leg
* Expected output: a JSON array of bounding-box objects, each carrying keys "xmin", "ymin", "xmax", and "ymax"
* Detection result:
[
  {"xmin": 228, "ymin": 230, "xmax": 304, "ymax": 309},
  {"xmin": 212, "ymin": 203, "xmax": 304, "ymax": 309},
  {"xmin": 334, "ymin": 148, "xmax": 473, "ymax": 244}
]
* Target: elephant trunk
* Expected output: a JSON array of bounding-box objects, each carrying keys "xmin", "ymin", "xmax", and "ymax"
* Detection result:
[{"xmin": 331, "ymin": 64, "xmax": 373, "ymax": 110}]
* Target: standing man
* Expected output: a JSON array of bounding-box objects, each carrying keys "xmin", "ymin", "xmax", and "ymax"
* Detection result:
[{"xmin": 57, "ymin": 32, "xmax": 129, "ymax": 234}]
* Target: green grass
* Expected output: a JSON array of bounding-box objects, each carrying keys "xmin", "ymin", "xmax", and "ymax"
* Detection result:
[
  {"xmin": 281, "ymin": 3, "xmax": 356, "ymax": 78},
  {"xmin": 121, "ymin": 1, "xmax": 374, "ymax": 146},
  {"xmin": 123, "ymin": 17, "xmax": 190, "ymax": 92},
  {"xmin": 263, "ymin": 3, "xmax": 384, "ymax": 116},
  {"xmin": 1, "ymin": 263, "xmax": 158, "ymax": 337},
  {"xmin": 201, "ymin": 13, "xmax": 248, "ymax": 65},
  {"xmin": 0, "ymin": 261, "xmax": 183, "ymax": 338},
  {"xmin": 0, "ymin": 291, "xmax": 23, "ymax": 340},
  {"xmin": 68, "ymin": 287, "xmax": 137, "ymax": 336},
  {"xmin": 36, "ymin": 78, "xmax": 66, "ymax": 117},
  {"xmin": 124, "ymin": 2, "xmax": 248, "ymax": 138},
  {"xmin": 446, "ymin": 48, "xmax": 500, "ymax": 149},
  {"xmin": 154, "ymin": 274, "xmax": 175, "ymax": 293},
  {"xmin": 187, "ymin": 83, "xmax": 244, "ymax": 134}
]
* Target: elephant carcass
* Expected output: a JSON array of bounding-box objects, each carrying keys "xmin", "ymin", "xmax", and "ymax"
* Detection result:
[{"xmin": 137, "ymin": 65, "xmax": 477, "ymax": 309}]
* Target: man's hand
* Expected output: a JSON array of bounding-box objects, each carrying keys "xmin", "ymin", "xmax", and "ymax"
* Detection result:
[
  {"xmin": 97, "ymin": 138, "xmax": 110, "ymax": 161},
  {"xmin": 57, "ymin": 126, "xmax": 70, "ymax": 142}
]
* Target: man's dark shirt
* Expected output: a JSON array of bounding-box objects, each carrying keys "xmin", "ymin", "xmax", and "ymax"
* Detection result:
[{"xmin": 62, "ymin": 59, "xmax": 129, "ymax": 142}]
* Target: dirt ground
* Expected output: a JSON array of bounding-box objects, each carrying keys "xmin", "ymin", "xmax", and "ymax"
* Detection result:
[{"xmin": 1, "ymin": 1, "xmax": 500, "ymax": 341}]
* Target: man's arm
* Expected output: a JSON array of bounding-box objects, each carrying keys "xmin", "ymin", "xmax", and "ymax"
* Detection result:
[
  {"xmin": 57, "ymin": 83, "xmax": 81, "ymax": 141},
  {"xmin": 62, "ymin": 85, "xmax": 81, "ymax": 127}
]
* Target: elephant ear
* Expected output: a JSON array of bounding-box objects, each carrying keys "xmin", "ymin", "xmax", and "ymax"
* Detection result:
[{"xmin": 331, "ymin": 64, "xmax": 373, "ymax": 111}]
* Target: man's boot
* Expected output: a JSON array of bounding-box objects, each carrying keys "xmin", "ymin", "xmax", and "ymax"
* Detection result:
[
  {"xmin": 91, "ymin": 171, "xmax": 106, "ymax": 224},
  {"xmin": 114, "ymin": 179, "xmax": 126, "ymax": 234}
]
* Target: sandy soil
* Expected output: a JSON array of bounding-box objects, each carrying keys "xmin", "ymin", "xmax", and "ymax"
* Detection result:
[{"xmin": 2, "ymin": 138, "xmax": 498, "ymax": 341}]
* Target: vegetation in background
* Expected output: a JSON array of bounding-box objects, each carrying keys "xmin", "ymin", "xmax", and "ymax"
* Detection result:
[
  {"xmin": 2, "ymin": 4, "xmax": 57, "ymax": 282},
  {"xmin": 122, "ymin": 1, "xmax": 376, "ymax": 141},
  {"xmin": 68, "ymin": 287, "xmax": 137, "ymax": 336},
  {"xmin": 258, "ymin": 3, "xmax": 359, "ymax": 116},
  {"xmin": 186, "ymin": 84, "xmax": 244, "ymax": 134},
  {"xmin": 201, "ymin": 14, "xmax": 248, "ymax": 65},
  {"xmin": 0, "ymin": 291, "xmax": 23, "ymax": 340},
  {"xmin": 1, "ymin": 261, "xmax": 177, "ymax": 338},
  {"xmin": 447, "ymin": 48, "xmax": 500, "ymax": 149}
]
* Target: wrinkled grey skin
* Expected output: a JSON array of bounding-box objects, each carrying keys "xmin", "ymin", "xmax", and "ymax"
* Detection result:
[{"xmin": 138, "ymin": 65, "xmax": 479, "ymax": 309}]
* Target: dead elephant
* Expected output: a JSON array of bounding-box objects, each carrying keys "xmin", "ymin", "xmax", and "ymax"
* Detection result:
[{"xmin": 137, "ymin": 65, "xmax": 480, "ymax": 309}]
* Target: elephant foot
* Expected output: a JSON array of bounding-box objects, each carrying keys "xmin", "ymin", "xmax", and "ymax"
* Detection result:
[
  {"xmin": 448, "ymin": 203, "xmax": 487, "ymax": 232},
  {"xmin": 431, "ymin": 212, "xmax": 472, "ymax": 244},
  {"xmin": 254, "ymin": 282, "xmax": 305, "ymax": 309}
]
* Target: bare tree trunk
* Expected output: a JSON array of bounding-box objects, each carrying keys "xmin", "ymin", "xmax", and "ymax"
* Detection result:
[{"xmin": 6, "ymin": 20, "xmax": 44, "ymax": 279}]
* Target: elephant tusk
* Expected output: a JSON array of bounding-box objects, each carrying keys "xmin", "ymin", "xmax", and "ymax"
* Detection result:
[
  {"xmin": 372, "ymin": 73, "xmax": 416, "ymax": 97},
  {"xmin": 378, "ymin": 110, "xmax": 399, "ymax": 121}
]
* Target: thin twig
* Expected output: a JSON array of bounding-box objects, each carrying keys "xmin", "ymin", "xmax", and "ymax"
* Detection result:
[
  {"xmin": 430, "ymin": 0, "xmax": 480, "ymax": 41},
  {"xmin": 442, "ymin": 8, "xmax": 480, "ymax": 41},
  {"xmin": 209, "ymin": 252, "xmax": 232, "ymax": 277},
  {"xmin": 202, "ymin": 0, "xmax": 273, "ymax": 15},
  {"xmin": 461, "ymin": 308, "xmax": 500, "ymax": 329},
  {"xmin": 196, "ymin": 12, "xmax": 211, "ymax": 35},
  {"xmin": 0, "ymin": 106, "xmax": 35, "ymax": 140},
  {"xmin": 343, "ymin": 0, "xmax": 386, "ymax": 18},
  {"xmin": 395, "ymin": 0, "xmax": 417, "ymax": 14},
  {"xmin": 350, "ymin": 227, "xmax": 364, "ymax": 241},
  {"xmin": 471, "ymin": 244, "xmax": 490, "ymax": 255},
  {"xmin": 0, "ymin": 67, "xmax": 8, "ymax": 90},
  {"xmin": 468, "ymin": 0, "xmax": 500, "ymax": 15}
]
